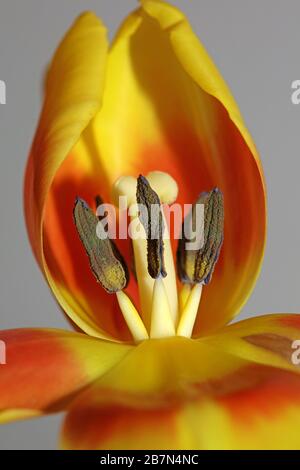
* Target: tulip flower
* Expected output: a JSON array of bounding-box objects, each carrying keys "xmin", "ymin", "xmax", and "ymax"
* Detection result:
[{"xmin": 1, "ymin": 0, "xmax": 300, "ymax": 450}]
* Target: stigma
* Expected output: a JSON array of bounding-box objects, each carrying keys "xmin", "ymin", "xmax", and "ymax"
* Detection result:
[{"xmin": 73, "ymin": 171, "xmax": 224, "ymax": 342}]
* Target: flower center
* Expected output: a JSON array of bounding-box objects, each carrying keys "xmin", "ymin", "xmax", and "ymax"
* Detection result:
[{"xmin": 73, "ymin": 171, "xmax": 224, "ymax": 343}]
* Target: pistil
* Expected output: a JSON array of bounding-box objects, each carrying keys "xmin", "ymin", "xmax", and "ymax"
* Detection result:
[
  {"xmin": 112, "ymin": 172, "xmax": 179, "ymax": 335},
  {"xmin": 150, "ymin": 278, "xmax": 175, "ymax": 338}
]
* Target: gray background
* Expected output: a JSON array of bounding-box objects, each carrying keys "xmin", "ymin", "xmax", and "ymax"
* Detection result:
[{"xmin": 0, "ymin": 0, "xmax": 299, "ymax": 449}]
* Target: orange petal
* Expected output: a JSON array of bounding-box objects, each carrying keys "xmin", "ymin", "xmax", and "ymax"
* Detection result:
[{"xmin": 0, "ymin": 328, "xmax": 132, "ymax": 423}]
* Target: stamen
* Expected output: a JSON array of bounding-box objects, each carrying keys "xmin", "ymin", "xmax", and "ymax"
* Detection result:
[
  {"xmin": 194, "ymin": 189, "xmax": 224, "ymax": 284},
  {"xmin": 176, "ymin": 188, "xmax": 224, "ymax": 338},
  {"xmin": 116, "ymin": 291, "xmax": 149, "ymax": 342},
  {"xmin": 73, "ymin": 198, "xmax": 129, "ymax": 293},
  {"xmin": 177, "ymin": 284, "xmax": 203, "ymax": 337},
  {"xmin": 177, "ymin": 188, "xmax": 224, "ymax": 285},
  {"xmin": 74, "ymin": 197, "xmax": 149, "ymax": 343},
  {"xmin": 136, "ymin": 175, "xmax": 166, "ymax": 279}
]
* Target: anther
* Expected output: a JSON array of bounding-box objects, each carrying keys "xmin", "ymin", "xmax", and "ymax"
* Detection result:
[
  {"xmin": 177, "ymin": 188, "xmax": 224, "ymax": 285},
  {"xmin": 73, "ymin": 197, "xmax": 129, "ymax": 293},
  {"xmin": 136, "ymin": 175, "xmax": 167, "ymax": 279}
]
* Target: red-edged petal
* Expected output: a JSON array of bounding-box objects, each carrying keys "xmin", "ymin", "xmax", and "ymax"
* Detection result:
[
  {"xmin": 23, "ymin": 13, "xmax": 127, "ymax": 341},
  {"xmin": 0, "ymin": 328, "xmax": 132, "ymax": 423}
]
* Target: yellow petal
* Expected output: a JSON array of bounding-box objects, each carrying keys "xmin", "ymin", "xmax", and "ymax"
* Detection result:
[
  {"xmin": 203, "ymin": 313, "xmax": 300, "ymax": 369},
  {"xmin": 60, "ymin": 315, "xmax": 300, "ymax": 449},
  {"xmin": 61, "ymin": 336, "xmax": 245, "ymax": 449},
  {"xmin": 62, "ymin": 380, "xmax": 300, "ymax": 450},
  {"xmin": 81, "ymin": 0, "xmax": 265, "ymax": 335}
]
